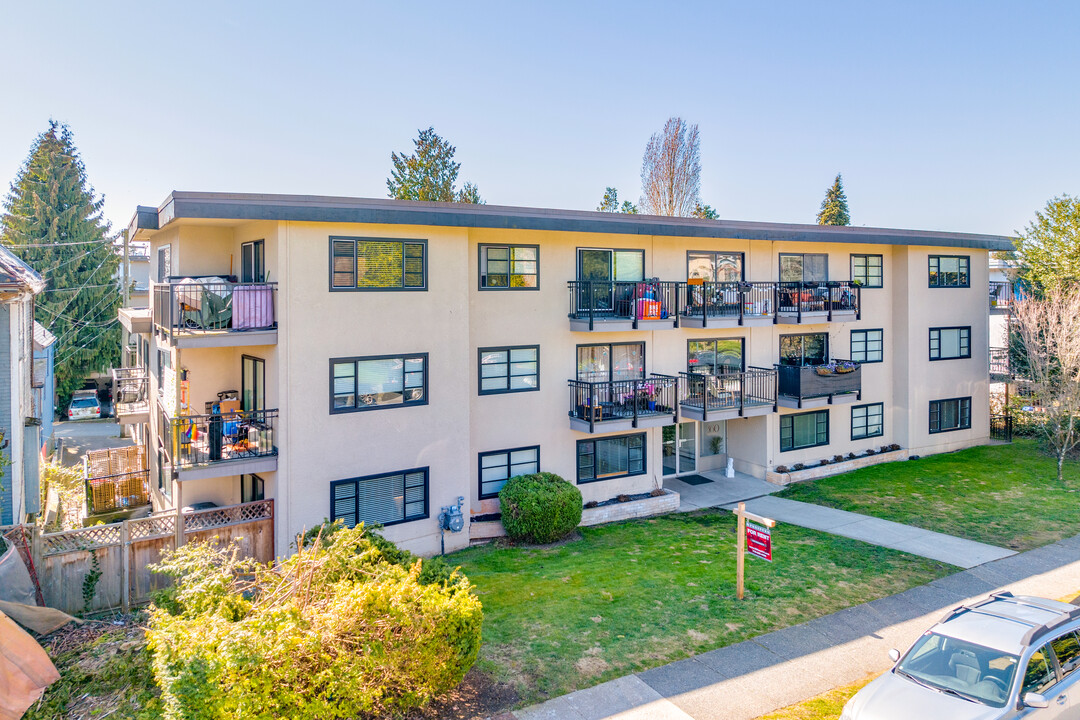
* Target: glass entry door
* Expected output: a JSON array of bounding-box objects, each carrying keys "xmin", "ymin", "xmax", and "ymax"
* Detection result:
[{"xmin": 662, "ymin": 422, "xmax": 697, "ymax": 477}]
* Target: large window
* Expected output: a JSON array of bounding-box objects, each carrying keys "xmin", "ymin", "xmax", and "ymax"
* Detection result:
[
  {"xmin": 156, "ymin": 245, "xmax": 171, "ymax": 282},
  {"xmin": 851, "ymin": 329, "xmax": 883, "ymax": 363},
  {"xmin": 577, "ymin": 434, "xmax": 645, "ymax": 483},
  {"xmin": 929, "ymin": 327, "xmax": 971, "ymax": 360},
  {"xmin": 779, "ymin": 333, "xmax": 828, "ymax": 366},
  {"xmin": 331, "ymin": 354, "xmax": 427, "ymax": 413},
  {"xmin": 330, "ymin": 237, "xmax": 426, "ymax": 290},
  {"xmin": 576, "ymin": 343, "xmax": 644, "ymax": 383},
  {"xmin": 479, "ymin": 446, "xmax": 540, "ymax": 498},
  {"xmin": 780, "ymin": 253, "xmax": 828, "ymax": 283},
  {"xmin": 928, "ymin": 255, "xmax": 970, "ymax": 288},
  {"xmin": 479, "ymin": 346, "xmax": 539, "ymax": 394},
  {"xmin": 851, "ymin": 254, "xmax": 882, "ymax": 288},
  {"xmin": 331, "ymin": 468, "xmax": 428, "ymax": 528},
  {"xmin": 851, "ymin": 403, "xmax": 884, "ymax": 440},
  {"xmin": 688, "ymin": 339, "xmax": 744, "ymax": 375},
  {"xmin": 687, "ymin": 251, "xmax": 743, "ymax": 283},
  {"xmin": 780, "ymin": 410, "xmax": 829, "ymax": 451},
  {"xmin": 241, "ymin": 474, "xmax": 265, "ymax": 503},
  {"xmin": 929, "ymin": 397, "xmax": 971, "ymax": 434},
  {"xmin": 242, "ymin": 355, "xmax": 265, "ymax": 412},
  {"xmin": 479, "ymin": 244, "xmax": 538, "ymax": 289},
  {"xmin": 577, "ymin": 248, "xmax": 645, "ymax": 283}
]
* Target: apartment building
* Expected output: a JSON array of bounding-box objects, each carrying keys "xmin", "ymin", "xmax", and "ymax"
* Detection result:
[{"xmin": 118, "ymin": 192, "xmax": 1011, "ymax": 557}]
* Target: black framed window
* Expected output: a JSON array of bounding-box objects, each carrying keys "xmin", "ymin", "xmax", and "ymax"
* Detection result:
[
  {"xmin": 928, "ymin": 255, "xmax": 970, "ymax": 288},
  {"xmin": 241, "ymin": 474, "xmax": 265, "ymax": 503},
  {"xmin": 929, "ymin": 397, "xmax": 971, "ymax": 434},
  {"xmin": 577, "ymin": 248, "xmax": 645, "ymax": 283},
  {"xmin": 330, "ymin": 354, "xmax": 427, "ymax": 413},
  {"xmin": 779, "ymin": 333, "xmax": 829, "ymax": 366},
  {"xmin": 331, "ymin": 468, "xmax": 428, "ymax": 528},
  {"xmin": 851, "ymin": 403, "xmax": 884, "ymax": 440},
  {"xmin": 576, "ymin": 343, "xmax": 645, "ymax": 383},
  {"xmin": 242, "ymin": 355, "xmax": 265, "ymax": 412},
  {"xmin": 780, "ymin": 410, "xmax": 829, "ymax": 451},
  {"xmin": 577, "ymin": 434, "xmax": 645, "ymax": 483},
  {"xmin": 156, "ymin": 245, "xmax": 171, "ymax": 282},
  {"xmin": 687, "ymin": 251, "xmax": 743, "ymax": 282},
  {"xmin": 851, "ymin": 329, "xmax": 883, "ymax": 363},
  {"xmin": 479, "ymin": 446, "xmax": 540, "ymax": 499},
  {"xmin": 479, "ymin": 244, "xmax": 539, "ymax": 289},
  {"xmin": 929, "ymin": 327, "xmax": 971, "ymax": 360},
  {"xmin": 479, "ymin": 346, "xmax": 539, "ymax": 394},
  {"xmin": 851, "ymin": 254, "xmax": 882, "ymax": 288},
  {"xmin": 687, "ymin": 338, "xmax": 744, "ymax": 374},
  {"xmin": 780, "ymin": 253, "xmax": 828, "ymax": 283},
  {"xmin": 241, "ymin": 240, "xmax": 265, "ymax": 283},
  {"xmin": 330, "ymin": 237, "xmax": 426, "ymax": 290}
]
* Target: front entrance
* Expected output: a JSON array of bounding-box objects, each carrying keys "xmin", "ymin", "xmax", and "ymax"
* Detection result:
[{"xmin": 662, "ymin": 422, "xmax": 697, "ymax": 476}]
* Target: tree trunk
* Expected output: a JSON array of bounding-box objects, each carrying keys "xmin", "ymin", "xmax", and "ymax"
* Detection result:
[{"xmin": 1059, "ymin": 451, "xmax": 1066, "ymax": 486}]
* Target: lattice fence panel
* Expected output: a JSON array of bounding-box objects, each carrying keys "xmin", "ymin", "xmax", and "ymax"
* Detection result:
[
  {"xmin": 42, "ymin": 524, "xmax": 122, "ymax": 555},
  {"xmin": 128, "ymin": 514, "xmax": 176, "ymax": 540},
  {"xmin": 183, "ymin": 499, "xmax": 272, "ymax": 532}
]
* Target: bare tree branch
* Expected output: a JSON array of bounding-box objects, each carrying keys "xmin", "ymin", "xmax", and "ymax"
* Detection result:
[{"xmin": 639, "ymin": 117, "xmax": 701, "ymax": 217}]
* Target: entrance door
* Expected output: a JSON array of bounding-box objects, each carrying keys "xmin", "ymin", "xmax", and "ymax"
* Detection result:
[
  {"xmin": 242, "ymin": 355, "xmax": 265, "ymax": 412},
  {"xmin": 662, "ymin": 422, "xmax": 697, "ymax": 476},
  {"xmin": 578, "ymin": 249, "xmax": 614, "ymax": 313}
]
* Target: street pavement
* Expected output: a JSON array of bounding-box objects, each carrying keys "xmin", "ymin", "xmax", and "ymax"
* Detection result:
[{"xmin": 53, "ymin": 419, "xmax": 135, "ymax": 467}]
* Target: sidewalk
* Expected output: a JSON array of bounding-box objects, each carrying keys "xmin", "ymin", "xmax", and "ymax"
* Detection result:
[{"xmin": 509, "ymin": 532, "xmax": 1080, "ymax": 720}]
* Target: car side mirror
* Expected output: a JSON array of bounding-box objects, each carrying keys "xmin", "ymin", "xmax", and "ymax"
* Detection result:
[
  {"xmin": 1023, "ymin": 692, "xmax": 1049, "ymax": 709},
  {"xmin": 888, "ymin": 648, "xmax": 901, "ymax": 663}
]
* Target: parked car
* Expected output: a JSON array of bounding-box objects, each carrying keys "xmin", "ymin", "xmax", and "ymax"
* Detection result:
[
  {"xmin": 67, "ymin": 390, "xmax": 101, "ymax": 420},
  {"xmin": 842, "ymin": 592, "xmax": 1080, "ymax": 719}
]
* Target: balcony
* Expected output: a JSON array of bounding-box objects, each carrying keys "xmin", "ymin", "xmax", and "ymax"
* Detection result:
[
  {"xmin": 989, "ymin": 281, "xmax": 1012, "ymax": 312},
  {"xmin": 681, "ymin": 281, "xmax": 777, "ymax": 328},
  {"xmin": 118, "ymin": 306, "xmax": 152, "ymax": 335},
  {"xmin": 568, "ymin": 375, "xmax": 678, "ymax": 433},
  {"xmin": 679, "ymin": 368, "xmax": 777, "ymax": 421},
  {"xmin": 153, "ymin": 279, "xmax": 277, "ymax": 348},
  {"xmin": 776, "ymin": 282, "xmax": 860, "ymax": 324},
  {"xmin": 567, "ymin": 281, "xmax": 680, "ymax": 331},
  {"xmin": 165, "ymin": 408, "xmax": 278, "ymax": 481},
  {"xmin": 776, "ymin": 361, "xmax": 862, "ymax": 409},
  {"xmin": 111, "ymin": 367, "xmax": 149, "ymax": 425},
  {"xmin": 84, "ymin": 446, "xmax": 149, "ymax": 517},
  {"xmin": 990, "ymin": 347, "xmax": 1010, "ymax": 379}
]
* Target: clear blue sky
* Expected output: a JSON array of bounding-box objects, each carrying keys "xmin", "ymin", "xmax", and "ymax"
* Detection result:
[{"xmin": 2, "ymin": 1, "xmax": 1077, "ymax": 237}]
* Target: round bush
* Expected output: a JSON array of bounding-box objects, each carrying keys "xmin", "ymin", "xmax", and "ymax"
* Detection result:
[{"xmin": 499, "ymin": 472, "xmax": 582, "ymax": 544}]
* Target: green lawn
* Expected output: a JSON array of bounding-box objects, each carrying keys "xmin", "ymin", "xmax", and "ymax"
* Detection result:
[
  {"xmin": 449, "ymin": 509, "xmax": 952, "ymax": 705},
  {"xmin": 777, "ymin": 439, "xmax": 1080, "ymax": 551}
]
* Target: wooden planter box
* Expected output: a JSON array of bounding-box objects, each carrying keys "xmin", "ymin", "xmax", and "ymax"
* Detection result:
[{"xmin": 766, "ymin": 448, "xmax": 908, "ymax": 485}]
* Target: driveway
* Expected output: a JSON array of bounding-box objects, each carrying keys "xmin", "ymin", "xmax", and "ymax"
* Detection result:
[{"xmin": 53, "ymin": 419, "xmax": 135, "ymax": 468}]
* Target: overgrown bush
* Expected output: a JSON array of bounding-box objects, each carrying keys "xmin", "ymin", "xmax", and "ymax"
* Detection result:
[
  {"xmin": 40, "ymin": 460, "xmax": 84, "ymax": 530},
  {"xmin": 499, "ymin": 472, "xmax": 582, "ymax": 544},
  {"xmin": 145, "ymin": 524, "xmax": 483, "ymax": 719}
]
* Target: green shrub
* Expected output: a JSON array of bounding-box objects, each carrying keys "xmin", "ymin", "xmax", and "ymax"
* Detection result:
[
  {"xmin": 146, "ymin": 524, "xmax": 483, "ymax": 719},
  {"xmin": 298, "ymin": 519, "xmax": 455, "ymax": 586},
  {"xmin": 499, "ymin": 472, "xmax": 582, "ymax": 544}
]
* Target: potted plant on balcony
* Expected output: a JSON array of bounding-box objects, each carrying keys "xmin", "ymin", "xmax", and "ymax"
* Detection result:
[{"xmin": 638, "ymin": 382, "xmax": 657, "ymax": 411}]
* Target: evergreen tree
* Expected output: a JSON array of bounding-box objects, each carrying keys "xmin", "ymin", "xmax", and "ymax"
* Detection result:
[
  {"xmin": 692, "ymin": 203, "xmax": 718, "ymax": 219},
  {"xmin": 816, "ymin": 174, "xmax": 851, "ymax": 226},
  {"xmin": 1, "ymin": 121, "xmax": 121, "ymax": 407},
  {"xmin": 386, "ymin": 127, "xmax": 483, "ymax": 203},
  {"xmin": 1013, "ymin": 195, "xmax": 1080, "ymax": 295},
  {"xmin": 596, "ymin": 187, "xmax": 638, "ymax": 214}
]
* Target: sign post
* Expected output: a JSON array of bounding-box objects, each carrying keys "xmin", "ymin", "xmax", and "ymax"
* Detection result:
[{"xmin": 733, "ymin": 501, "xmax": 776, "ymax": 600}]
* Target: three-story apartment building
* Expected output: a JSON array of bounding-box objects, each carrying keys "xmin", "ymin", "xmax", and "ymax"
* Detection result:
[{"xmin": 119, "ymin": 192, "xmax": 1011, "ymax": 557}]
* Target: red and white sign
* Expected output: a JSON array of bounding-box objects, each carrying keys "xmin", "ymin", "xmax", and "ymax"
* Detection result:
[{"xmin": 746, "ymin": 520, "xmax": 772, "ymax": 562}]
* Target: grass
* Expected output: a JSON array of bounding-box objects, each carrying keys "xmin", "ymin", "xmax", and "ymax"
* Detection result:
[
  {"xmin": 449, "ymin": 509, "xmax": 953, "ymax": 705},
  {"xmin": 777, "ymin": 439, "xmax": 1080, "ymax": 551},
  {"xmin": 754, "ymin": 675, "xmax": 877, "ymax": 720}
]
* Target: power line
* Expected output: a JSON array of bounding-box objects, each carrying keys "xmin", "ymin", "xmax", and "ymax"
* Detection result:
[
  {"xmin": 41, "ymin": 284, "xmax": 119, "ymax": 293},
  {"xmin": 2, "ymin": 239, "xmax": 120, "ymax": 248}
]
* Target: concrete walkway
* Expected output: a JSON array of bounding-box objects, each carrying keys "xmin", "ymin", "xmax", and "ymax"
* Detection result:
[{"xmin": 509, "ymin": 533, "xmax": 1080, "ymax": 720}]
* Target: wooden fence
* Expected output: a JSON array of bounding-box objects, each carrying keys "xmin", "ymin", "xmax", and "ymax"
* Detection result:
[{"xmin": 1, "ymin": 499, "xmax": 274, "ymax": 615}]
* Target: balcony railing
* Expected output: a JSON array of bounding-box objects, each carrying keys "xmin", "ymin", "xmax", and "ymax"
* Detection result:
[
  {"xmin": 168, "ymin": 408, "xmax": 278, "ymax": 469},
  {"xmin": 682, "ymin": 281, "xmax": 776, "ymax": 326},
  {"xmin": 111, "ymin": 367, "xmax": 149, "ymax": 420},
  {"xmin": 989, "ymin": 281, "xmax": 1012, "ymax": 310},
  {"xmin": 990, "ymin": 347, "xmax": 1010, "ymax": 378},
  {"xmin": 776, "ymin": 281, "xmax": 860, "ymax": 322},
  {"xmin": 87, "ymin": 470, "xmax": 150, "ymax": 514},
  {"xmin": 679, "ymin": 367, "xmax": 777, "ymax": 420},
  {"xmin": 568, "ymin": 375, "xmax": 678, "ymax": 432},
  {"xmin": 153, "ymin": 279, "xmax": 277, "ymax": 338},
  {"xmin": 567, "ymin": 280, "xmax": 680, "ymax": 330},
  {"xmin": 776, "ymin": 360, "xmax": 862, "ymax": 406}
]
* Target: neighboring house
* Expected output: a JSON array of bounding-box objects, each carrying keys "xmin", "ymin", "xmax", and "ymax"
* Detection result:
[
  {"xmin": 32, "ymin": 321, "xmax": 56, "ymax": 451},
  {"xmin": 0, "ymin": 246, "xmax": 46, "ymax": 525},
  {"xmin": 119, "ymin": 192, "xmax": 1011, "ymax": 557}
]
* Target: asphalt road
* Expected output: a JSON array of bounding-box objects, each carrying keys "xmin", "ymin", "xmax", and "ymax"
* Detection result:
[{"xmin": 53, "ymin": 418, "xmax": 136, "ymax": 467}]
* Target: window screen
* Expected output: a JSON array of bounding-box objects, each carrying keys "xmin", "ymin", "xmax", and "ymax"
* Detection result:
[
  {"xmin": 331, "ymin": 468, "xmax": 428, "ymax": 528},
  {"xmin": 480, "ymin": 245, "xmax": 539, "ymax": 288}
]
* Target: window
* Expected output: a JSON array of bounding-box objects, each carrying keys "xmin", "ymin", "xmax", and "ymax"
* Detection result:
[
  {"xmin": 577, "ymin": 434, "xmax": 645, "ymax": 483},
  {"xmin": 330, "ymin": 237, "xmax": 426, "ymax": 290},
  {"xmin": 242, "ymin": 355, "xmax": 265, "ymax": 412},
  {"xmin": 578, "ymin": 248, "xmax": 645, "ymax": 283},
  {"xmin": 780, "ymin": 410, "xmax": 829, "ymax": 451},
  {"xmin": 851, "ymin": 403, "xmax": 884, "ymax": 440},
  {"xmin": 929, "ymin": 327, "xmax": 971, "ymax": 360},
  {"xmin": 330, "ymin": 468, "xmax": 428, "ymax": 528},
  {"xmin": 850, "ymin": 254, "xmax": 882, "ymax": 288},
  {"xmin": 688, "ymin": 339, "xmax": 744, "ymax": 374},
  {"xmin": 929, "ymin": 397, "xmax": 972, "ymax": 434},
  {"xmin": 330, "ymin": 354, "xmax": 427, "ymax": 413},
  {"xmin": 687, "ymin": 251, "xmax": 743, "ymax": 283},
  {"xmin": 1051, "ymin": 632, "xmax": 1080, "ymax": 678},
  {"xmin": 780, "ymin": 253, "xmax": 828, "ymax": 283},
  {"xmin": 156, "ymin": 245, "xmax": 171, "ymax": 282},
  {"xmin": 241, "ymin": 474, "xmax": 265, "ymax": 503},
  {"xmin": 851, "ymin": 329, "xmax": 883, "ymax": 363},
  {"xmin": 479, "ymin": 345, "xmax": 539, "ymax": 394},
  {"xmin": 479, "ymin": 244, "xmax": 538, "ymax": 289},
  {"xmin": 479, "ymin": 446, "xmax": 540, "ymax": 498},
  {"xmin": 241, "ymin": 240, "xmax": 265, "ymax": 283},
  {"xmin": 1022, "ymin": 644, "xmax": 1058, "ymax": 696},
  {"xmin": 779, "ymin": 333, "xmax": 828, "ymax": 366},
  {"xmin": 577, "ymin": 343, "xmax": 644, "ymax": 383},
  {"xmin": 928, "ymin": 255, "xmax": 970, "ymax": 288}
]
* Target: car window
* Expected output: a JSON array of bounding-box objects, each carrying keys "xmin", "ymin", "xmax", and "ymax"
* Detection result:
[
  {"xmin": 1023, "ymin": 645, "xmax": 1058, "ymax": 695},
  {"xmin": 1051, "ymin": 632, "xmax": 1080, "ymax": 678},
  {"xmin": 71, "ymin": 398, "xmax": 99, "ymax": 408}
]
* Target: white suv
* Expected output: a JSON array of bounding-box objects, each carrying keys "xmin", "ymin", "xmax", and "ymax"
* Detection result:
[{"xmin": 843, "ymin": 592, "xmax": 1080, "ymax": 719}]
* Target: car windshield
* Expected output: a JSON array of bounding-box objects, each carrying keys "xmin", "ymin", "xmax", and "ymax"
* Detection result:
[
  {"xmin": 896, "ymin": 632, "xmax": 1018, "ymax": 708},
  {"xmin": 70, "ymin": 398, "xmax": 99, "ymax": 408}
]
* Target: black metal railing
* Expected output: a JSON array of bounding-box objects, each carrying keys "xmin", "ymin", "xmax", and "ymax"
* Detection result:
[
  {"xmin": 989, "ymin": 347, "xmax": 1010, "ymax": 378},
  {"xmin": 168, "ymin": 409, "xmax": 278, "ymax": 468},
  {"xmin": 989, "ymin": 281, "xmax": 1012, "ymax": 310},
  {"xmin": 776, "ymin": 360, "xmax": 862, "ymax": 400},
  {"xmin": 679, "ymin": 367, "xmax": 777, "ymax": 417},
  {"xmin": 111, "ymin": 367, "xmax": 149, "ymax": 417},
  {"xmin": 568, "ymin": 375, "xmax": 678, "ymax": 431},
  {"xmin": 567, "ymin": 280, "xmax": 680, "ymax": 328},
  {"xmin": 990, "ymin": 414, "xmax": 1013, "ymax": 442},
  {"xmin": 153, "ymin": 280, "xmax": 277, "ymax": 337},
  {"xmin": 776, "ymin": 281, "xmax": 861, "ymax": 322},
  {"xmin": 681, "ymin": 281, "xmax": 776, "ymax": 325}
]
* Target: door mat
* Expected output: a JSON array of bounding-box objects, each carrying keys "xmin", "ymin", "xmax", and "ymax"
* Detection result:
[{"xmin": 678, "ymin": 475, "xmax": 714, "ymax": 486}]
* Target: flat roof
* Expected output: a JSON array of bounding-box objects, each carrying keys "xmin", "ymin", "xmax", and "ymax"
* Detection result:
[{"xmin": 132, "ymin": 191, "xmax": 1015, "ymax": 251}]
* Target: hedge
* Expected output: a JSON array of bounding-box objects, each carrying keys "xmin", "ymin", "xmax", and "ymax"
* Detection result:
[{"xmin": 499, "ymin": 472, "xmax": 582, "ymax": 544}]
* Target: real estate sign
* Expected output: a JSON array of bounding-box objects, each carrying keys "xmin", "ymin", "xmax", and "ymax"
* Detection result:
[{"xmin": 746, "ymin": 520, "xmax": 772, "ymax": 562}]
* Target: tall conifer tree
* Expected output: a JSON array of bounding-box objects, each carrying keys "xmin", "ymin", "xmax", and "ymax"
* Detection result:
[
  {"xmin": 1, "ymin": 121, "xmax": 120, "ymax": 406},
  {"xmin": 816, "ymin": 174, "xmax": 851, "ymax": 226}
]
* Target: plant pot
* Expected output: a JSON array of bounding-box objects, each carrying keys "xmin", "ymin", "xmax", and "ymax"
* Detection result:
[{"xmin": 647, "ymin": 400, "xmax": 656, "ymax": 411}]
